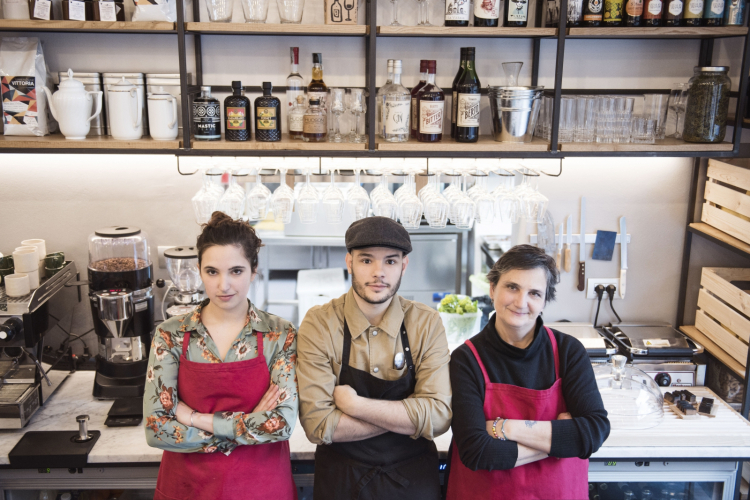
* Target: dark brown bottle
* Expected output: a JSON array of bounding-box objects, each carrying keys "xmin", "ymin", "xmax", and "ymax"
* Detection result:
[
  {"xmin": 445, "ymin": 0, "xmax": 470, "ymax": 26},
  {"xmin": 662, "ymin": 0, "xmax": 684, "ymax": 24},
  {"xmin": 683, "ymin": 0, "xmax": 704, "ymax": 24},
  {"xmin": 642, "ymin": 0, "xmax": 663, "ymax": 23},
  {"xmin": 583, "ymin": 0, "xmax": 604, "ymax": 24},
  {"xmin": 474, "ymin": 0, "xmax": 500, "ymax": 26},
  {"xmin": 224, "ymin": 81, "xmax": 251, "ymax": 142},
  {"xmin": 418, "ymin": 61, "xmax": 444, "ymax": 143},
  {"xmin": 451, "ymin": 48, "xmax": 467, "ymax": 139},
  {"xmin": 455, "ymin": 48, "xmax": 480, "ymax": 144},
  {"xmin": 623, "ymin": 0, "xmax": 644, "ymax": 24},
  {"xmin": 410, "ymin": 60, "xmax": 428, "ymax": 140},
  {"xmin": 505, "ymin": 0, "xmax": 529, "ymax": 26},
  {"xmin": 254, "ymin": 82, "xmax": 281, "ymax": 142}
]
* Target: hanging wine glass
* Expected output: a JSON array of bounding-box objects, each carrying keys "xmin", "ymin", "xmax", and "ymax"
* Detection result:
[
  {"xmin": 419, "ymin": 173, "xmax": 449, "ymax": 229},
  {"xmin": 217, "ymin": 169, "xmax": 247, "ymax": 220},
  {"xmin": 492, "ymin": 170, "xmax": 519, "ymax": 223},
  {"xmin": 192, "ymin": 167, "xmax": 224, "ymax": 224},
  {"xmin": 468, "ymin": 172, "xmax": 494, "ymax": 224},
  {"xmin": 398, "ymin": 172, "xmax": 423, "ymax": 230},
  {"xmin": 347, "ymin": 166, "xmax": 371, "ymax": 221},
  {"xmin": 271, "ymin": 167, "xmax": 295, "ymax": 224},
  {"xmin": 322, "ymin": 167, "xmax": 345, "ymax": 223},
  {"xmin": 370, "ymin": 167, "xmax": 398, "ymax": 220},
  {"xmin": 297, "ymin": 167, "xmax": 320, "ymax": 224},
  {"xmin": 329, "ymin": 88, "xmax": 347, "ymax": 143},
  {"xmin": 245, "ymin": 168, "xmax": 272, "ymax": 221}
]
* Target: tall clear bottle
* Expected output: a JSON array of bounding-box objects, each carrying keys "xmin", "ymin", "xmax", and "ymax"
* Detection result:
[
  {"xmin": 286, "ymin": 47, "xmax": 306, "ymax": 112},
  {"xmin": 289, "ymin": 95, "xmax": 306, "ymax": 139},
  {"xmin": 451, "ymin": 48, "xmax": 467, "ymax": 139},
  {"xmin": 308, "ymin": 53, "xmax": 328, "ymax": 109},
  {"xmin": 410, "ymin": 60, "xmax": 428, "ymax": 139},
  {"xmin": 455, "ymin": 48, "xmax": 480, "ymax": 143},
  {"xmin": 381, "ymin": 59, "xmax": 411, "ymax": 142},
  {"xmin": 418, "ymin": 61, "xmax": 444, "ymax": 143},
  {"xmin": 377, "ymin": 59, "xmax": 394, "ymax": 137}
]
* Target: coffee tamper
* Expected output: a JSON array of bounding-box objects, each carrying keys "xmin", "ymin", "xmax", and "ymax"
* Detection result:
[{"xmin": 73, "ymin": 415, "xmax": 93, "ymax": 442}]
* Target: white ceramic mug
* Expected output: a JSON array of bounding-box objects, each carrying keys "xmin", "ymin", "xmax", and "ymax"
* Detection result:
[
  {"xmin": 26, "ymin": 269, "xmax": 40, "ymax": 290},
  {"xmin": 20, "ymin": 239, "xmax": 46, "ymax": 275},
  {"xmin": 5, "ymin": 274, "xmax": 30, "ymax": 298},
  {"xmin": 12, "ymin": 248, "xmax": 38, "ymax": 273},
  {"xmin": 108, "ymin": 78, "xmax": 143, "ymax": 141},
  {"xmin": 148, "ymin": 92, "xmax": 179, "ymax": 141}
]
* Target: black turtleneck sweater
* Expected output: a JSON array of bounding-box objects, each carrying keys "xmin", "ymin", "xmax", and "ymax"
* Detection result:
[{"xmin": 449, "ymin": 316, "xmax": 610, "ymax": 471}]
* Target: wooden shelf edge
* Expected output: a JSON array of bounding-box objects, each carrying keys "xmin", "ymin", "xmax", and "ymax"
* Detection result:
[
  {"xmin": 376, "ymin": 26, "xmax": 557, "ymax": 37},
  {"xmin": 375, "ymin": 136, "xmax": 550, "ymax": 152},
  {"xmin": 0, "ymin": 135, "xmax": 180, "ymax": 150},
  {"xmin": 688, "ymin": 222, "xmax": 750, "ymax": 256},
  {"xmin": 560, "ymin": 139, "xmax": 733, "ymax": 152},
  {"xmin": 680, "ymin": 325, "xmax": 746, "ymax": 380},
  {"xmin": 0, "ymin": 20, "xmax": 175, "ymax": 31},
  {"xmin": 567, "ymin": 26, "xmax": 748, "ymax": 38},
  {"xmin": 184, "ymin": 137, "xmax": 367, "ymax": 151},
  {"xmin": 185, "ymin": 22, "xmax": 367, "ymax": 35}
]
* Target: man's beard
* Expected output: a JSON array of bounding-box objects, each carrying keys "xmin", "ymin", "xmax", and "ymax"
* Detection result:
[{"xmin": 351, "ymin": 272, "xmax": 403, "ymax": 305}]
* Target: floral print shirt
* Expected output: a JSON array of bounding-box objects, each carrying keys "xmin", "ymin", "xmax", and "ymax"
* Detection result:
[{"xmin": 143, "ymin": 299, "xmax": 298, "ymax": 456}]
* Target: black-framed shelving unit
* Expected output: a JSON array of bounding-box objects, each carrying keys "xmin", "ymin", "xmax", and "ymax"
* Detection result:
[{"xmin": 0, "ymin": 1, "xmax": 749, "ymax": 157}]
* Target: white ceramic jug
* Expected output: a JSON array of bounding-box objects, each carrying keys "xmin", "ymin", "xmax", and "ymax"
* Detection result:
[
  {"xmin": 108, "ymin": 77, "xmax": 143, "ymax": 140},
  {"xmin": 43, "ymin": 69, "xmax": 102, "ymax": 140},
  {"xmin": 147, "ymin": 87, "xmax": 178, "ymax": 140}
]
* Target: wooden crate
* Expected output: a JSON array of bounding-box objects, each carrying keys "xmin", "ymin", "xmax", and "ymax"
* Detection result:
[
  {"xmin": 702, "ymin": 159, "xmax": 750, "ymax": 244},
  {"xmin": 696, "ymin": 267, "xmax": 750, "ymax": 368}
]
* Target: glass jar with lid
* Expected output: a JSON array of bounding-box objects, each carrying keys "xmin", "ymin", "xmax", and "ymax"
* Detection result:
[
  {"xmin": 683, "ymin": 66, "xmax": 731, "ymax": 143},
  {"xmin": 88, "ymin": 226, "xmax": 151, "ymax": 273}
]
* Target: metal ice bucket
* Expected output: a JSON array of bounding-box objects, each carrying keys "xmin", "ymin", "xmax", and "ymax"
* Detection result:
[{"xmin": 488, "ymin": 86, "xmax": 544, "ymax": 143}]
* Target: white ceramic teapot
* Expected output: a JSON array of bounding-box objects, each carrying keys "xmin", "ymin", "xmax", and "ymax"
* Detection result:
[
  {"xmin": 147, "ymin": 86, "xmax": 178, "ymax": 140},
  {"xmin": 43, "ymin": 69, "xmax": 102, "ymax": 140},
  {"xmin": 108, "ymin": 77, "xmax": 143, "ymax": 140}
]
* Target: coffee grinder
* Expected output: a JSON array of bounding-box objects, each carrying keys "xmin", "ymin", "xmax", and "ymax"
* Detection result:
[
  {"xmin": 87, "ymin": 227, "xmax": 154, "ymax": 399},
  {"xmin": 158, "ymin": 246, "xmax": 204, "ymax": 319}
]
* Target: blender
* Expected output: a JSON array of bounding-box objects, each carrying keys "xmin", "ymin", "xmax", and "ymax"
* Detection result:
[
  {"xmin": 87, "ymin": 226, "xmax": 154, "ymax": 399},
  {"xmin": 161, "ymin": 246, "xmax": 204, "ymax": 319}
]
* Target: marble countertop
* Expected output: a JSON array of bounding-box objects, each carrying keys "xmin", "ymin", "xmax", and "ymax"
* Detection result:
[{"xmin": 0, "ymin": 372, "xmax": 748, "ymax": 466}]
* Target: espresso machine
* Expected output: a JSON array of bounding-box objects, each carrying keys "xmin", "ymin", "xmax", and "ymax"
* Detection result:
[
  {"xmin": 87, "ymin": 227, "xmax": 154, "ymax": 399},
  {"xmin": 158, "ymin": 246, "xmax": 204, "ymax": 319}
]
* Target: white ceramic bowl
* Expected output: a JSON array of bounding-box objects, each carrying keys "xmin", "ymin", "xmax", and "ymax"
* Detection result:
[
  {"xmin": 12, "ymin": 248, "xmax": 38, "ymax": 273},
  {"xmin": 5, "ymin": 273, "xmax": 30, "ymax": 297}
]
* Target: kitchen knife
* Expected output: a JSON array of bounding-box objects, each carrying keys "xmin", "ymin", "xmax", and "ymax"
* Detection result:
[
  {"xmin": 565, "ymin": 216, "xmax": 572, "ymax": 273},
  {"xmin": 556, "ymin": 222, "xmax": 564, "ymax": 270},
  {"xmin": 578, "ymin": 197, "xmax": 586, "ymax": 291},
  {"xmin": 620, "ymin": 216, "xmax": 627, "ymax": 299}
]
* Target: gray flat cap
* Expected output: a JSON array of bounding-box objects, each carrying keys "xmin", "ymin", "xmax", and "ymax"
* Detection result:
[{"xmin": 345, "ymin": 217, "xmax": 412, "ymax": 254}]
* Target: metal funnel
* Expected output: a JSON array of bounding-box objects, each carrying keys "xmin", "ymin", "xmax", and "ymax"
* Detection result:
[{"xmin": 95, "ymin": 289, "xmax": 133, "ymax": 338}]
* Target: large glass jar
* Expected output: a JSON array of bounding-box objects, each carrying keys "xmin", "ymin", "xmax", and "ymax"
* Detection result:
[
  {"xmin": 683, "ymin": 66, "xmax": 731, "ymax": 143},
  {"xmin": 88, "ymin": 226, "xmax": 150, "ymax": 272}
]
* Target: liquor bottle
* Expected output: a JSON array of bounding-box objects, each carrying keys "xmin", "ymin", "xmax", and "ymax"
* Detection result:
[
  {"xmin": 289, "ymin": 95, "xmax": 306, "ymax": 139},
  {"xmin": 377, "ymin": 59, "xmax": 394, "ymax": 137},
  {"xmin": 286, "ymin": 47, "xmax": 305, "ymax": 112},
  {"xmin": 255, "ymin": 82, "xmax": 281, "ymax": 142},
  {"xmin": 642, "ymin": 0, "xmax": 662, "ymax": 23},
  {"xmin": 445, "ymin": 0, "xmax": 470, "ymax": 26},
  {"xmin": 451, "ymin": 48, "xmax": 467, "ymax": 139},
  {"xmin": 418, "ymin": 60, "xmax": 444, "ymax": 143},
  {"xmin": 474, "ymin": 0, "xmax": 499, "ymax": 26},
  {"xmin": 193, "ymin": 86, "xmax": 221, "ymax": 141},
  {"xmin": 583, "ymin": 0, "xmax": 604, "ymax": 25},
  {"xmin": 568, "ymin": 0, "xmax": 584, "ymax": 25},
  {"xmin": 308, "ymin": 53, "xmax": 328, "ymax": 109},
  {"xmin": 455, "ymin": 48, "xmax": 480, "ymax": 143},
  {"xmin": 544, "ymin": 0, "xmax": 561, "ymax": 26},
  {"xmin": 411, "ymin": 60, "xmax": 428, "ymax": 140},
  {"xmin": 683, "ymin": 0, "xmax": 703, "ymax": 23},
  {"xmin": 623, "ymin": 0, "xmax": 644, "ymax": 25},
  {"xmin": 724, "ymin": 0, "xmax": 745, "ymax": 24},
  {"xmin": 662, "ymin": 0, "xmax": 684, "ymax": 24},
  {"xmin": 303, "ymin": 98, "xmax": 327, "ymax": 142},
  {"xmin": 382, "ymin": 59, "xmax": 411, "ymax": 142},
  {"xmin": 224, "ymin": 81, "xmax": 251, "ymax": 142},
  {"xmin": 505, "ymin": 0, "xmax": 529, "ymax": 26},
  {"xmin": 703, "ymin": 0, "xmax": 724, "ymax": 24},
  {"xmin": 603, "ymin": 0, "xmax": 623, "ymax": 24}
]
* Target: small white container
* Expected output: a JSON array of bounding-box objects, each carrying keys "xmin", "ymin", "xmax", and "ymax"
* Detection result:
[
  {"xmin": 147, "ymin": 88, "xmax": 179, "ymax": 140},
  {"xmin": 20, "ymin": 239, "xmax": 46, "ymax": 261},
  {"xmin": 5, "ymin": 274, "xmax": 30, "ymax": 297},
  {"xmin": 12, "ymin": 248, "xmax": 38, "ymax": 273},
  {"xmin": 1, "ymin": 0, "xmax": 31, "ymax": 19},
  {"xmin": 107, "ymin": 77, "xmax": 143, "ymax": 141},
  {"xmin": 26, "ymin": 269, "xmax": 40, "ymax": 290}
]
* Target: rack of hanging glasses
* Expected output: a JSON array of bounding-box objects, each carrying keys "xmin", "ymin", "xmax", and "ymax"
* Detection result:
[{"xmin": 188, "ymin": 157, "xmax": 555, "ymax": 229}]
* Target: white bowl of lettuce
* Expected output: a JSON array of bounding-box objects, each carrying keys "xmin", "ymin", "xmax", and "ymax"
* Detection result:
[{"xmin": 437, "ymin": 294, "xmax": 482, "ymax": 344}]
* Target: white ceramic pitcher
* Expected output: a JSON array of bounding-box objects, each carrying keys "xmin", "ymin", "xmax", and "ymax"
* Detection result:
[
  {"xmin": 147, "ymin": 87, "xmax": 178, "ymax": 140},
  {"xmin": 108, "ymin": 77, "xmax": 143, "ymax": 140},
  {"xmin": 43, "ymin": 69, "xmax": 102, "ymax": 140}
]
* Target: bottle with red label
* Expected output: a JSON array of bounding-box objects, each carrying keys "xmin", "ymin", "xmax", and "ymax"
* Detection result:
[
  {"xmin": 224, "ymin": 80, "xmax": 251, "ymax": 142},
  {"xmin": 642, "ymin": 0, "xmax": 662, "ymax": 23},
  {"xmin": 418, "ymin": 60, "xmax": 444, "ymax": 143}
]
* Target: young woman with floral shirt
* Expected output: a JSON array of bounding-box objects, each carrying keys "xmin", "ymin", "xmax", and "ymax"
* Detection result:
[{"xmin": 144, "ymin": 212, "xmax": 298, "ymax": 500}]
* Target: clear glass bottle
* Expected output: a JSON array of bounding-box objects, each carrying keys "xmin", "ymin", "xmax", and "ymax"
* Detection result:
[
  {"xmin": 289, "ymin": 94, "xmax": 306, "ymax": 139},
  {"xmin": 286, "ymin": 47, "xmax": 305, "ymax": 113},
  {"xmin": 410, "ymin": 60, "xmax": 428, "ymax": 139},
  {"xmin": 381, "ymin": 59, "xmax": 411, "ymax": 143},
  {"xmin": 255, "ymin": 81, "xmax": 281, "ymax": 142},
  {"xmin": 224, "ymin": 80, "xmax": 251, "ymax": 142},
  {"xmin": 683, "ymin": 66, "xmax": 731, "ymax": 143},
  {"xmin": 418, "ymin": 60, "xmax": 444, "ymax": 143},
  {"xmin": 193, "ymin": 86, "xmax": 221, "ymax": 141},
  {"xmin": 377, "ymin": 59, "xmax": 394, "ymax": 137},
  {"xmin": 303, "ymin": 98, "xmax": 327, "ymax": 142},
  {"xmin": 307, "ymin": 53, "xmax": 328, "ymax": 110}
]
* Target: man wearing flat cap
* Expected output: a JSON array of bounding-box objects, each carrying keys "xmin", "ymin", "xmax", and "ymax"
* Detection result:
[{"xmin": 298, "ymin": 217, "xmax": 452, "ymax": 500}]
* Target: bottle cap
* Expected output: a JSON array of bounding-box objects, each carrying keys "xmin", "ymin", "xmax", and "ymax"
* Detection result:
[
  {"xmin": 465, "ymin": 47, "xmax": 475, "ymax": 57},
  {"xmin": 420, "ymin": 60, "xmax": 428, "ymax": 72},
  {"xmin": 291, "ymin": 47, "xmax": 299, "ymax": 65},
  {"xmin": 393, "ymin": 60, "xmax": 403, "ymax": 73},
  {"xmin": 310, "ymin": 98, "xmax": 320, "ymax": 105},
  {"xmin": 200, "ymin": 86, "xmax": 211, "ymax": 91},
  {"xmin": 428, "ymin": 60, "xmax": 437, "ymax": 73},
  {"xmin": 231, "ymin": 81, "xmax": 242, "ymax": 89},
  {"xmin": 313, "ymin": 53, "xmax": 323, "ymax": 64},
  {"xmin": 296, "ymin": 95, "xmax": 306, "ymax": 103},
  {"xmin": 387, "ymin": 59, "xmax": 394, "ymax": 67},
  {"xmin": 262, "ymin": 81, "xmax": 273, "ymax": 91}
]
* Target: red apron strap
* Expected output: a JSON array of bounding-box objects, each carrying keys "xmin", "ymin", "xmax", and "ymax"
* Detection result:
[
  {"xmin": 182, "ymin": 332, "xmax": 191, "ymax": 357},
  {"xmin": 465, "ymin": 340, "xmax": 491, "ymax": 386},
  {"xmin": 256, "ymin": 331, "xmax": 264, "ymax": 358},
  {"xmin": 544, "ymin": 326, "xmax": 560, "ymax": 380}
]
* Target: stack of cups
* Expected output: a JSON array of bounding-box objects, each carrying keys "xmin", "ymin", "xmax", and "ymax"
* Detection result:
[
  {"xmin": 12, "ymin": 247, "xmax": 40, "ymax": 290},
  {"xmin": 4, "ymin": 274, "xmax": 30, "ymax": 298},
  {"xmin": 21, "ymin": 239, "xmax": 46, "ymax": 276}
]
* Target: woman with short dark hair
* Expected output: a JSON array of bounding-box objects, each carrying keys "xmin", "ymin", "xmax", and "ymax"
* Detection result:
[{"xmin": 446, "ymin": 244, "xmax": 610, "ymax": 500}]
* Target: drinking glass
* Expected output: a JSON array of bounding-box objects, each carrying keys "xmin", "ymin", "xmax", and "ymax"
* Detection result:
[
  {"xmin": 192, "ymin": 168, "xmax": 223, "ymax": 224},
  {"xmin": 241, "ymin": 0, "xmax": 270, "ymax": 22},
  {"xmin": 453, "ymin": 176, "xmax": 476, "ymax": 230},
  {"xmin": 667, "ymin": 83, "xmax": 689, "ymax": 139},
  {"xmin": 492, "ymin": 174, "xmax": 519, "ymax": 223},
  {"xmin": 595, "ymin": 96, "xmax": 616, "ymax": 144},
  {"xmin": 346, "ymin": 168, "xmax": 371, "ymax": 220},
  {"xmin": 468, "ymin": 173, "xmax": 494, "ymax": 224},
  {"xmin": 390, "ymin": 0, "xmax": 402, "ymax": 25},
  {"xmin": 271, "ymin": 168, "xmax": 295, "ymax": 224},
  {"xmin": 397, "ymin": 174, "xmax": 423, "ymax": 230},
  {"xmin": 643, "ymin": 94, "xmax": 668, "ymax": 140},
  {"xmin": 574, "ymin": 95, "xmax": 596, "ymax": 143},
  {"xmin": 245, "ymin": 170, "xmax": 272, "ymax": 221},
  {"xmin": 370, "ymin": 172, "xmax": 398, "ymax": 220},
  {"xmin": 277, "ymin": 0, "xmax": 304, "ymax": 23},
  {"xmin": 297, "ymin": 170, "xmax": 319, "ymax": 224},
  {"xmin": 206, "ymin": 0, "xmax": 233, "ymax": 22},
  {"xmin": 348, "ymin": 89, "xmax": 367, "ymax": 143},
  {"xmin": 630, "ymin": 115, "xmax": 657, "ymax": 144},
  {"xmin": 502, "ymin": 62, "xmax": 523, "ymax": 87},
  {"xmin": 328, "ymin": 88, "xmax": 346, "ymax": 143},
  {"xmin": 322, "ymin": 169, "xmax": 345, "ymax": 223},
  {"xmin": 217, "ymin": 169, "xmax": 247, "ymax": 220},
  {"xmin": 558, "ymin": 96, "xmax": 576, "ymax": 143},
  {"xmin": 416, "ymin": 0, "xmax": 433, "ymax": 25},
  {"xmin": 613, "ymin": 96, "xmax": 635, "ymax": 143},
  {"xmin": 419, "ymin": 174, "xmax": 449, "ymax": 229}
]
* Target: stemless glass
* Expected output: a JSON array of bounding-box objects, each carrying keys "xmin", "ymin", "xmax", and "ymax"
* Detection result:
[
  {"xmin": 271, "ymin": 168, "xmax": 295, "ymax": 224},
  {"xmin": 329, "ymin": 88, "xmax": 347, "ymax": 143},
  {"xmin": 192, "ymin": 168, "xmax": 223, "ymax": 224},
  {"xmin": 574, "ymin": 95, "xmax": 596, "ymax": 143},
  {"xmin": 595, "ymin": 96, "xmax": 616, "ymax": 144},
  {"xmin": 241, "ymin": 0, "xmax": 270, "ymax": 22},
  {"xmin": 348, "ymin": 89, "xmax": 367, "ymax": 143},
  {"xmin": 297, "ymin": 169, "xmax": 320, "ymax": 224},
  {"xmin": 630, "ymin": 115, "xmax": 657, "ymax": 144},
  {"xmin": 502, "ymin": 62, "xmax": 523, "ymax": 87},
  {"xmin": 217, "ymin": 170, "xmax": 246, "ymax": 220},
  {"xmin": 667, "ymin": 83, "xmax": 689, "ymax": 139},
  {"xmin": 643, "ymin": 94, "xmax": 668, "ymax": 140},
  {"xmin": 613, "ymin": 96, "xmax": 635, "ymax": 143},
  {"xmin": 245, "ymin": 170, "xmax": 272, "ymax": 221},
  {"xmin": 277, "ymin": 0, "xmax": 304, "ymax": 23},
  {"xmin": 346, "ymin": 168, "xmax": 371, "ymax": 220},
  {"xmin": 322, "ymin": 168, "xmax": 345, "ymax": 223},
  {"xmin": 206, "ymin": 0, "xmax": 233, "ymax": 22},
  {"xmin": 558, "ymin": 96, "xmax": 576, "ymax": 143}
]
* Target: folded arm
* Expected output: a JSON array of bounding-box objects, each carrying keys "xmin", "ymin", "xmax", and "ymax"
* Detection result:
[{"xmin": 333, "ymin": 384, "xmax": 415, "ymax": 436}]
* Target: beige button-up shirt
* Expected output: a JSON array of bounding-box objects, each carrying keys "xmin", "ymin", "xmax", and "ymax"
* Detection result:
[{"xmin": 298, "ymin": 288, "xmax": 452, "ymax": 445}]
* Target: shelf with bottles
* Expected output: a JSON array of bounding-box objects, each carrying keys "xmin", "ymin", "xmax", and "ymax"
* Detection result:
[
  {"xmin": 0, "ymin": 133, "xmax": 181, "ymax": 150},
  {"xmin": 558, "ymin": 137, "xmax": 733, "ymax": 151},
  {"xmin": 0, "ymin": 19, "xmax": 176, "ymax": 32},
  {"xmin": 184, "ymin": 22, "xmax": 368, "ymax": 35},
  {"xmin": 187, "ymin": 134, "xmax": 367, "ymax": 150},
  {"xmin": 566, "ymin": 25, "xmax": 748, "ymax": 38},
  {"xmin": 376, "ymin": 26, "xmax": 557, "ymax": 37},
  {"xmin": 376, "ymin": 135, "xmax": 550, "ymax": 151}
]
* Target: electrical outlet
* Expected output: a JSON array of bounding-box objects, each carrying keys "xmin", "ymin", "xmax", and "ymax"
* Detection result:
[
  {"xmin": 586, "ymin": 278, "xmax": 621, "ymax": 299},
  {"xmin": 157, "ymin": 246, "xmax": 176, "ymax": 270}
]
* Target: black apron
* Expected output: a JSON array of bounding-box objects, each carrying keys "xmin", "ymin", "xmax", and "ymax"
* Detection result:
[{"xmin": 313, "ymin": 320, "xmax": 441, "ymax": 500}]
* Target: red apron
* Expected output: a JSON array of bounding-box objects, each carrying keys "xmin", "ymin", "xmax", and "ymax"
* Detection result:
[
  {"xmin": 154, "ymin": 331, "xmax": 297, "ymax": 500},
  {"xmin": 446, "ymin": 326, "xmax": 589, "ymax": 500}
]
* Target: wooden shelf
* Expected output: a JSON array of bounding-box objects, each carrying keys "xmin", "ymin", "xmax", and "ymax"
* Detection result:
[
  {"xmin": 376, "ymin": 26, "xmax": 557, "ymax": 37},
  {"xmin": 0, "ymin": 134, "xmax": 180, "ymax": 150},
  {"xmin": 680, "ymin": 325, "xmax": 745, "ymax": 379},
  {"xmin": 567, "ymin": 26, "xmax": 748, "ymax": 39},
  {"xmin": 0, "ymin": 20, "xmax": 176, "ymax": 33},
  {"xmin": 376, "ymin": 135, "xmax": 550, "ymax": 152},
  {"xmin": 185, "ymin": 22, "xmax": 367, "ymax": 36},
  {"xmin": 559, "ymin": 137, "xmax": 733, "ymax": 152},
  {"xmin": 187, "ymin": 134, "xmax": 367, "ymax": 151},
  {"xmin": 688, "ymin": 222, "xmax": 750, "ymax": 257}
]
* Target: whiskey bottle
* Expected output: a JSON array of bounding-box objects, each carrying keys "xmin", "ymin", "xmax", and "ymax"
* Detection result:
[
  {"xmin": 193, "ymin": 86, "xmax": 221, "ymax": 141},
  {"xmin": 289, "ymin": 95, "xmax": 306, "ymax": 139},
  {"xmin": 683, "ymin": 0, "xmax": 703, "ymax": 24},
  {"xmin": 662, "ymin": 0, "xmax": 684, "ymax": 25},
  {"xmin": 303, "ymin": 98, "xmax": 327, "ymax": 142},
  {"xmin": 445, "ymin": 0, "xmax": 470, "ymax": 26},
  {"xmin": 255, "ymin": 82, "xmax": 281, "ymax": 142},
  {"xmin": 381, "ymin": 59, "xmax": 411, "ymax": 142},
  {"xmin": 505, "ymin": 0, "xmax": 529, "ymax": 26},
  {"xmin": 418, "ymin": 61, "xmax": 444, "ymax": 143},
  {"xmin": 583, "ymin": 0, "xmax": 603, "ymax": 25},
  {"xmin": 377, "ymin": 59, "xmax": 394, "ymax": 137},
  {"xmin": 474, "ymin": 0, "xmax": 499, "ymax": 26},
  {"xmin": 224, "ymin": 80, "xmax": 251, "ymax": 142},
  {"xmin": 456, "ymin": 47, "xmax": 480, "ymax": 143},
  {"xmin": 410, "ymin": 60, "xmax": 428, "ymax": 139},
  {"xmin": 623, "ymin": 0, "xmax": 644, "ymax": 25},
  {"xmin": 451, "ymin": 48, "xmax": 467, "ymax": 139},
  {"xmin": 602, "ymin": 0, "xmax": 623, "ymax": 25},
  {"xmin": 703, "ymin": 0, "xmax": 724, "ymax": 24},
  {"xmin": 286, "ymin": 47, "xmax": 306, "ymax": 112},
  {"xmin": 642, "ymin": 0, "xmax": 662, "ymax": 24},
  {"xmin": 307, "ymin": 53, "xmax": 328, "ymax": 110}
]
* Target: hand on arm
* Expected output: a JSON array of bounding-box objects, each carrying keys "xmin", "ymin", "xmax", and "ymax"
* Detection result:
[
  {"xmin": 485, "ymin": 412, "xmax": 570, "ymax": 460},
  {"xmin": 333, "ymin": 385, "xmax": 416, "ymax": 436},
  {"xmin": 332, "ymin": 413, "xmax": 388, "ymax": 442}
]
